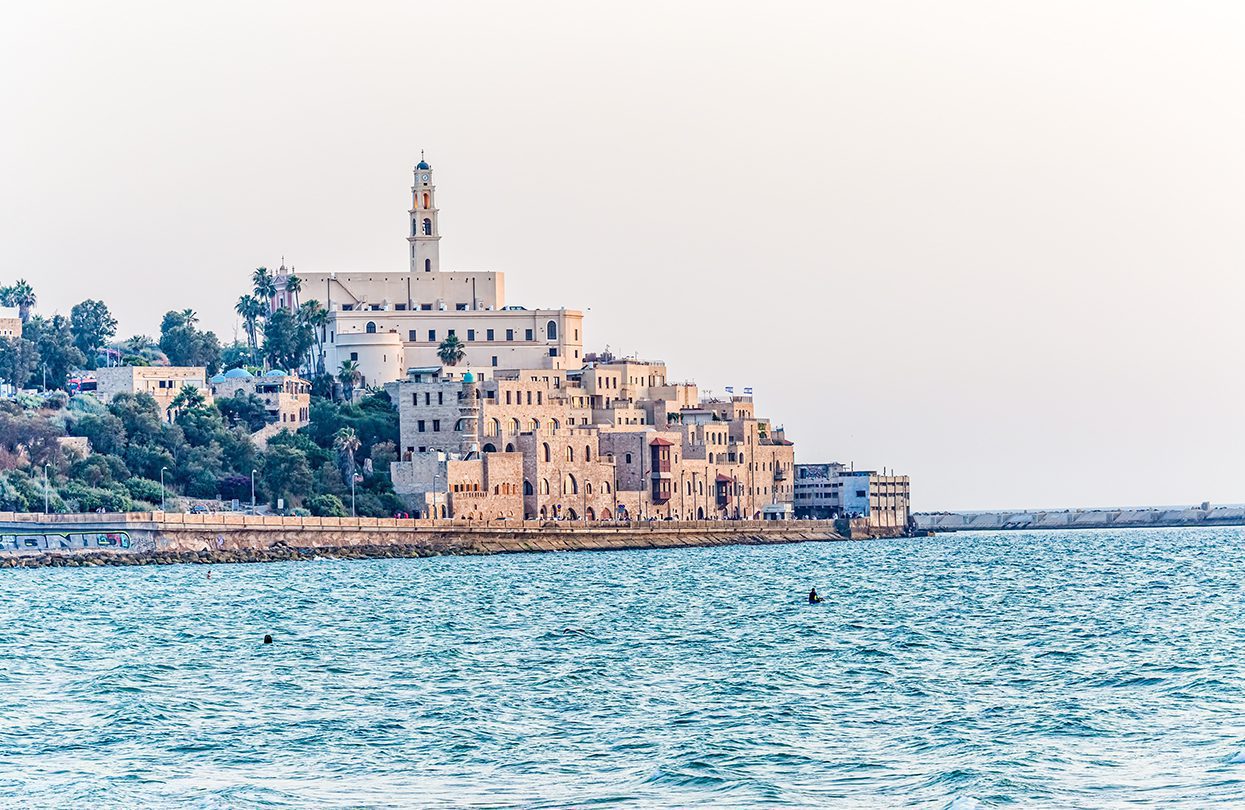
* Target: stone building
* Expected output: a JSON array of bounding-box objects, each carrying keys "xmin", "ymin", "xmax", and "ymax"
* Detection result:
[
  {"xmin": 208, "ymin": 368, "xmax": 312, "ymax": 431},
  {"xmin": 0, "ymin": 307, "xmax": 21, "ymax": 339},
  {"xmin": 387, "ymin": 357, "xmax": 797, "ymax": 521},
  {"xmin": 95, "ymin": 366, "xmax": 209, "ymax": 422},
  {"xmin": 277, "ymin": 156, "xmax": 584, "ymax": 386}
]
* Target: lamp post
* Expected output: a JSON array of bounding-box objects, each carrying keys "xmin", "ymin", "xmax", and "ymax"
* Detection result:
[
  {"xmin": 250, "ymin": 469, "xmax": 257, "ymax": 513},
  {"xmin": 351, "ymin": 473, "xmax": 358, "ymax": 517},
  {"xmin": 160, "ymin": 466, "xmax": 168, "ymax": 513},
  {"xmin": 43, "ymin": 464, "xmax": 50, "ymax": 514}
]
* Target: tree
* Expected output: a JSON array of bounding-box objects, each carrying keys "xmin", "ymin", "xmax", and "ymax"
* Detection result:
[
  {"xmin": 159, "ymin": 310, "xmax": 222, "ymax": 372},
  {"xmin": 0, "ymin": 279, "xmax": 37, "ymax": 322},
  {"xmin": 260, "ymin": 443, "xmax": 312, "ymax": 507},
  {"xmin": 169, "ymin": 385, "xmax": 208, "ymax": 413},
  {"xmin": 70, "ymin": 299, "xmax": 118, "ymax": 365},
  {"xmin": 438, "ymin": 334, "xmax": 466, "ymax": 367},
  {"xmin": 69, "ymin": 412, "xmax": 127, "ymax": 455},
  {"xmin": 337, "ymin": 360, "xmax": 362, "ymax": 402},
  {"xmin": 262, "ymin": 308, "xmax": 313, "ymax": 372},
  {"xmin": 0, "ymin": 337, "xmax": 38, "ymax": 391},
  {"xmin": 252, "ymin": 267, "xmax": 276, "ymax": 313},
  {"xmin": 24, "ymin": 314, "xmax": 85, "ymax": 390},
  {"xmin": 297, "ymin": 300, "xmax": 327, "ymax": 374},
  {"xmin": 217, "ymin": 391, "xmax": 270, "ymax": 432},
  {"xmin": 333, "ymin": 426, "xmax": 361, "ymax": 484},
  {"xmin": 235, "ymin": 295, "xmax": 264, "ymax": 355},
  {"xmin": 306, "ymin": 493, "xmax": 347, "ymax": 517},
  {"xmin": 285, "ymin": 274, "xmax": 302, "ymax": 309}
]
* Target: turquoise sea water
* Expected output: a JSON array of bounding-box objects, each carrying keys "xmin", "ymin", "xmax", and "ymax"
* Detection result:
[{"xmin": 2, "ymin": 526, "xmax": 1244, "ymax": 808}]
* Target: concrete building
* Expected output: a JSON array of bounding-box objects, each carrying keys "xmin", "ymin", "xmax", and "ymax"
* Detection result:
[
  {"xmin": 794, "ymin": 463, "xmax": 911, "ymax": 530},
  {"xmin": 278, "ymin": 156, "xmax": 584, "ymax": 386},
  {"xmin": 94, "ymin": 366, "xmax": 209, "ymax": 422},
  {"xmin": 208, "ymin": 368, "xmax": 312, "ymax": 432},
  {"xmin": 0, "ymin": 307, "xmax": 21, "ymax": 339},
  {"xmin": 387, "ymin": 358, "xmax": 796, "ymax": 521}
]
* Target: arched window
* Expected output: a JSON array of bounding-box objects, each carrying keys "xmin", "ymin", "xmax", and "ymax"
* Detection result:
[
  {"xmin": 540, "ymin": 479, "xmax": 550, "ymax": 495},
  {"xmin": 482, "ymin": 443, "xmax": 496, "ymax": 453},
  {"xmin": 586, "ymin": 482, "xmax": 593, "ymax": 495},
  {"xmin": 422, "ymin": 218, "xmax": 433, "ymax": 235},
  {"xmin": 584, "ymin": 445, "xmax": 591, "ymax": 462},
  {"xmin": 524, "ymin": 480, "xmax": 534, "ymax": 496},
  {"xmin": 411, "ymin": 220, "xmax": 418, "ymax": 237},
  {"xmin": 546, "ymin": 320, "xmax": 558, "ymax": 340},
  {"xmin": 423, "ymin": 191, "xmax": 430, "ymax": 208},
  {"xmin": 625, "ymin": 453, "xmax": 632, "ymax": 464},
  {"xmin": 505, "ymin": 443, "xmax": 515, "ymax": 452},
  {"xmin": 510, "ymin": 418, "xmax": 521, "ymax": 434},
  {"xmin": 493, "ymin": 485, "xmax": 499, "ymax": 495},
  {"xmin": 528, "ymin": 418, "xmax": 539, "ymax": 431},
  {"xmin": 564, "ymin": 474, "xmax": 577, "ymax": 495},
  {"xmin": 487, "ymin": 418, "xmax": 500, "ymax": 437},
  {"xmin": 566, "ymin": 446, "xmax": 575, "ymax": 462},
  {"xmin": 542, "ymin": 443, "xmax": 552, "ymax": 463},
  {"xmin": 603, "ymin": 481, "xmax": 612, "ymax": 493},
  {"xmin": 365, "ymin": 321, "xmax": 377, "ymax": 334},
  {"xmin": 550, "ymin": 418, "xmax": 560, "ymax": 429},
  {"xmin": 424, "ymin": 258, "xmax": 431, "ymax": 273}
]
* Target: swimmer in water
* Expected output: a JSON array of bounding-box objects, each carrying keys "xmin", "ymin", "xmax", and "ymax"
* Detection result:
[
  {"xmin": 263, "ymin": 634, "xmax": 273, "ymax": 644},
  {"xmin": 206, "ymin": 569, "xmax": 211, "ymax": 580},
  {"xmin": 808, "ymin": 588, "xmax": 824, "ymax": 604}
]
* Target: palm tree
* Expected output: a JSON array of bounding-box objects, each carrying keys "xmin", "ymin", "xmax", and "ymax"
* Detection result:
[
  {"xmin": 180, "ymin": 308, "xmax": 198, "ymax": 327},
  {"xmin": 2, "ymin": 279, "xmax": 37, "ymax": 322},
  {"xmin": 337, "ymin": 359, "xmax": 362, "ymax": 402},
  {"xmin": 333, "ymin": 426, "xmax": 362, "ymax": 483},
  {"xmin": 235, "ymin": 295, "xmax": 263, "ymax": 354},
  {"xmin": 285, "ymin": 274, "xmax": 302, "ymax": 311},
  {"xmin": 298, "ymin": 300, "xmax": 328, "ymax": 374},
  {"xmin": 438, "ymin": 334, "xmax": 466, "ymax": 367},
  {"xmin": 252, "ymin": 267, "xmax": 276, "ymax": 313}
]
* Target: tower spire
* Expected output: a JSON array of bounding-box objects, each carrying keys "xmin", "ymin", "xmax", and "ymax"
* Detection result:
[{"xmin": 409, "ymin": 157, "xmax": 440, "ymax": 273}]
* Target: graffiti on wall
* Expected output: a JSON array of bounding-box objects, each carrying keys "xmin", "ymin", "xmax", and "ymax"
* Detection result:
[{"xmin": 1, "ymin": 532, "xmax": 131, "ymax": 551}]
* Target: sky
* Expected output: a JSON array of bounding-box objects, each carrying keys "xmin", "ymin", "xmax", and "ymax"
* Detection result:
[{"xmin": 2, "ymin": 1, "xmax": 1243, "ymax": 511}]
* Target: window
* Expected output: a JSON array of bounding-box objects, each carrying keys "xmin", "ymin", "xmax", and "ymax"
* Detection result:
[
  {"xmin": 448, "ymin": 329, "xmax": 456, "ymax": 338},
  {"xmin": 409, "ymin": 330, "xmax": 417, "ymax": 341},
  {"xmin": 486, "ymin": 328, "xmax": 494, "ymax": 341},
  {"xmin": 433, "ymin": 420, "xmax": 441, "ymax": 432},
  {"xmin": 422, "ymin": 218, "xmax": 432, "ymax": 235},
  {"xmin": 536, "ymin": 392, "xmax": 542, "ymax": 405},
  {"xmin": 491, "ymin": 356, "xmax": 498, "ymax": 367},
  {"xmin": 418, "ymin": 420, "xmax": 426, "ymax": 433},
  {"xmin": 524, "ymin": 480, "xmax": 533, "ymax": 496},
  {"xmin": 505, "ymin": 390, "xmax": 512, "ymax": 405},
  {"xmin": 366, "ymin": 322, "xmax": 376, "ymax": 334},
  {"xmin": 395, "ymin": 304, "xmax": 407, "ymax": 311},
  {"xmin": 566, "ymin": 447, "xmax": 575, "ymax": 462},
  {"xmin": 428, "ymin": 330, "xmax": 436, "ymax": 341},
  {"xmin": 543, "ymin": 443, "xmax": 552, "ymax": 462},
  {"xmin": 423, "ymin": 191, "xmax": 430, "ymax": 208},
  {"xmin": 547, "ymin": 320, "xmax": 558, "ymax": 340},
  {"xmin": 411, "ymin": 394, "xmax": 418, "ymax": 406},
  {"xmin": 342, "ymin": 304, "xmax": 353, "ymax": 311},
  {"xmin": 525, "ymin": 329, "xmax": 534, "ymax": 341},
  {"xmin": 350, "ymin": 352, "xmax": 358, "ymax": 361},
  {"xmin": 584, "ymin": 446, "xmax": 591, "ymax": 461},
  {"xmin": 421, "ymin": 303, "xmax": 432, "ymax": 311},
  {"xmin": 437, "ymin": 391, "xmax": 443, "ymax": 405},
  {"xmin": 549, "ymin": 348, "xmax": 558, "ymax": 357},
  {"xmin": 506, "ymin": 329, "xmax": 514, "ymax": 341},
  {"xmin": 526, "ymin": 391, "xmax": 532, "ymax": 405},
  {"xmin": 574, "ymin": 328, "xmax": 579, "ymax": 340},
  {"xmin": 625, "ymin": 453, "xmax": 632, "ymax": 464},
  {"xmin": 455, "ymin": 303, "xmax": 467, "ymax": 311},
  {"xmin": 424, "ymin": 258, "xmax": 432, "ymax": 273},
  {"xmin": 467, "ymin": 329, "xmax": 475, "ymax": 341}
]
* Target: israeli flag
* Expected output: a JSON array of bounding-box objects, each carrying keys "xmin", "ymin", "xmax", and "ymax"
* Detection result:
[
  {"xmin": 724, "ymin": 386, "xmax": 735, "ymax": 394},
  {"xmin": 743, "ymin": 387, "xmax": 753, "ymax": 395}
]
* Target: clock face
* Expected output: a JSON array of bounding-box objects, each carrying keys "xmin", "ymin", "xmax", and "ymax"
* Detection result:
[{"xmin": 420, "ymin": 173, "xmax": 430, "ymax": 182}]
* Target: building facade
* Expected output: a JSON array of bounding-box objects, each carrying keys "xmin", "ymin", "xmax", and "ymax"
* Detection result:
[
  {"xmin": 279, "ymin": 157, "xmax": 584, "ymax": 387},
  {"xmin": 387, "ymin": 358, "xmax": 796, "ymax": 521},
  {"xmin": 94, "ymin": 366, "xmax": 209, "ymax": 422},
  {"xmin": 794, "ymin": 463, "xmax": 911, "ymax": 529},
  {"xmin": 0, "ymin": 307, "xmax": 21, "ymax": 339},
  {"xmin": 209, "ymin": 368, "xmax": 312, "ymax": 431}
]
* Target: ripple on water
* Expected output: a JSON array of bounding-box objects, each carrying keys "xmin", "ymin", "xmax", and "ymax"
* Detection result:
[{"xmin": 1, "ymin": 527, "xmax": 1244, "ymax": 807}]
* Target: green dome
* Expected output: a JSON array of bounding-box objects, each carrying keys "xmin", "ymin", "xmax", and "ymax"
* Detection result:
[{"xmin": 462, "ymin": 371, "xmax": 475, "ymax": 383}]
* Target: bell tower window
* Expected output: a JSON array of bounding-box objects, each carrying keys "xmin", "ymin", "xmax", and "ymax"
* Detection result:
[
  {"xmin": 425, "ymin": 258, "xmax": 431, "ymax": 273},
  {"xmin": 422, "ymin": 218, "xmax": 432, "ymax": 236}
]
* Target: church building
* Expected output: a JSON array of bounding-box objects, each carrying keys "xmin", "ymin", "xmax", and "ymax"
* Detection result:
[{"xmin": 279, "ymin": 156, "xmax": 584, "ymax": 386}]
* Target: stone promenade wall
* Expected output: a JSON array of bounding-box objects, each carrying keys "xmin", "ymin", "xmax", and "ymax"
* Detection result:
[{"xmin": 0, "ymin": 512, "xmax": 848, "ymax": 566}]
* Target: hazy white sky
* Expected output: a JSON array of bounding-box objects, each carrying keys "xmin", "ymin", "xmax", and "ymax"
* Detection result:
[{"xmin": 2, "ymin": 1, "xmax": 1243, "ymax": 511}]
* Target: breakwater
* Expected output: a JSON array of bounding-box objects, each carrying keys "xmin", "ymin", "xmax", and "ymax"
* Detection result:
[
  {"xmin": 0, "ymin": 512, "xmax": 847, "ymax": 567},
  {"xmin": 914, "ymin": 504, "xmax": 1245, "ymax": 532}
]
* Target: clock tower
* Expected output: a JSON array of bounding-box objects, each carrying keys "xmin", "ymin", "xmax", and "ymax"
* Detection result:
[{"xmin": 408, "ymin": 152, "xmax": 440, "ymax": 273}]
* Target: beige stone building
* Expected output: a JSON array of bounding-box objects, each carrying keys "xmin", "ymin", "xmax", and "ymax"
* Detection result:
[
  {"xmin": 0, "ymin": 307, "xmax": 21, "ymax": 339},
  {"xmin": 94, "ymin": 366, "xmax": 210, "ymax": 421},
  {"xmin": 208, "ymin": 368, "xmax": 312, "ymax": 431},
  {"xmin": 277, "ymin": 156, "xmax": 584, "ymax": 387},
  {"xmin": 387, "ymin": 356, "xmax": 796, "ymax": 521}
]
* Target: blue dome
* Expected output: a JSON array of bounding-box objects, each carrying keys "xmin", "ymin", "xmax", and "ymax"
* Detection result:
[
  {"xmin": 416, "ymin": 160, "xmax": 431, "ymax": 170},
  {"xmin": 209, "ymin": 373, "xmax": 226, "ymax": 384},
  {"xmin": 462, "ymin": 371, "xmax": 475, "ymax": 383},
  {"xmin": 264, "ymin": 369, "xmax": 287, "ymax": 377},
  {"xmin": 223, "ymin": 367, "xmax": 253, "ymax": 379}
]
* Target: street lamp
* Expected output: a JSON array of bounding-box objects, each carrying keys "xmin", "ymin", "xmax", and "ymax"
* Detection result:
[
  {"xmin": 159, "ymin": 466, "xmax": 168, "ymax": 513},
  {"xmin": 43, "ymin": 464, "xmax": 50, "ymax": 514},
  {"xmin": 351, "ymin": 473, "xmax": 359, "ymax": 517},
  {"xmin": 250, "ymin": 469, "xmax": 257, "ymax": 513}
]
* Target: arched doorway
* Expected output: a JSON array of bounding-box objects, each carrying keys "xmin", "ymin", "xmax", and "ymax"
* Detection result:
[
  {"xmin": 567, "ymin": 508, "xmax": 578, "ymax": 520},
  {"xmin": 697, "ymin": 506, "xmax": 705, "ymax": 520},
  {"xmin": 482, "ymin": 443, "xmax": 496, "ymax": 453},
  {"xmin": 586, "ymin": 507, "xmax": 595, "ymax": 521},
  {"xmin": 505, "ymin": 443, "xmax": 515, "ymax": 452},
  {"xmin": 539, "ymin": 506, "xmax": 548, "ymax": 519},
  {"xmin": 601, "ymin": 509, "xmax": 613, "ymax": 520}
]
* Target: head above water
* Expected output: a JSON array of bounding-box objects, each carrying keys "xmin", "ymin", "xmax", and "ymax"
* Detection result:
[{"xmin": 263, "ymin": 634, "xmax": 273, "ymax": 644}]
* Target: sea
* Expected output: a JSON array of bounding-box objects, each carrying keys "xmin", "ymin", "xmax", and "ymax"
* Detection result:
[{"xmin": 1, "ymin": 526, "xmax": 1243, "ymax": 808}]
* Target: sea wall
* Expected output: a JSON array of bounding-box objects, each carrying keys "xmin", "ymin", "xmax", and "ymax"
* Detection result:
[
  {"xmin": 914, "ymin": 505, "xmax": 1245, "ymax": 532},
  {"xmin": 0, "ymin": 512, "xmax": 848, "ymax": 566}
]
